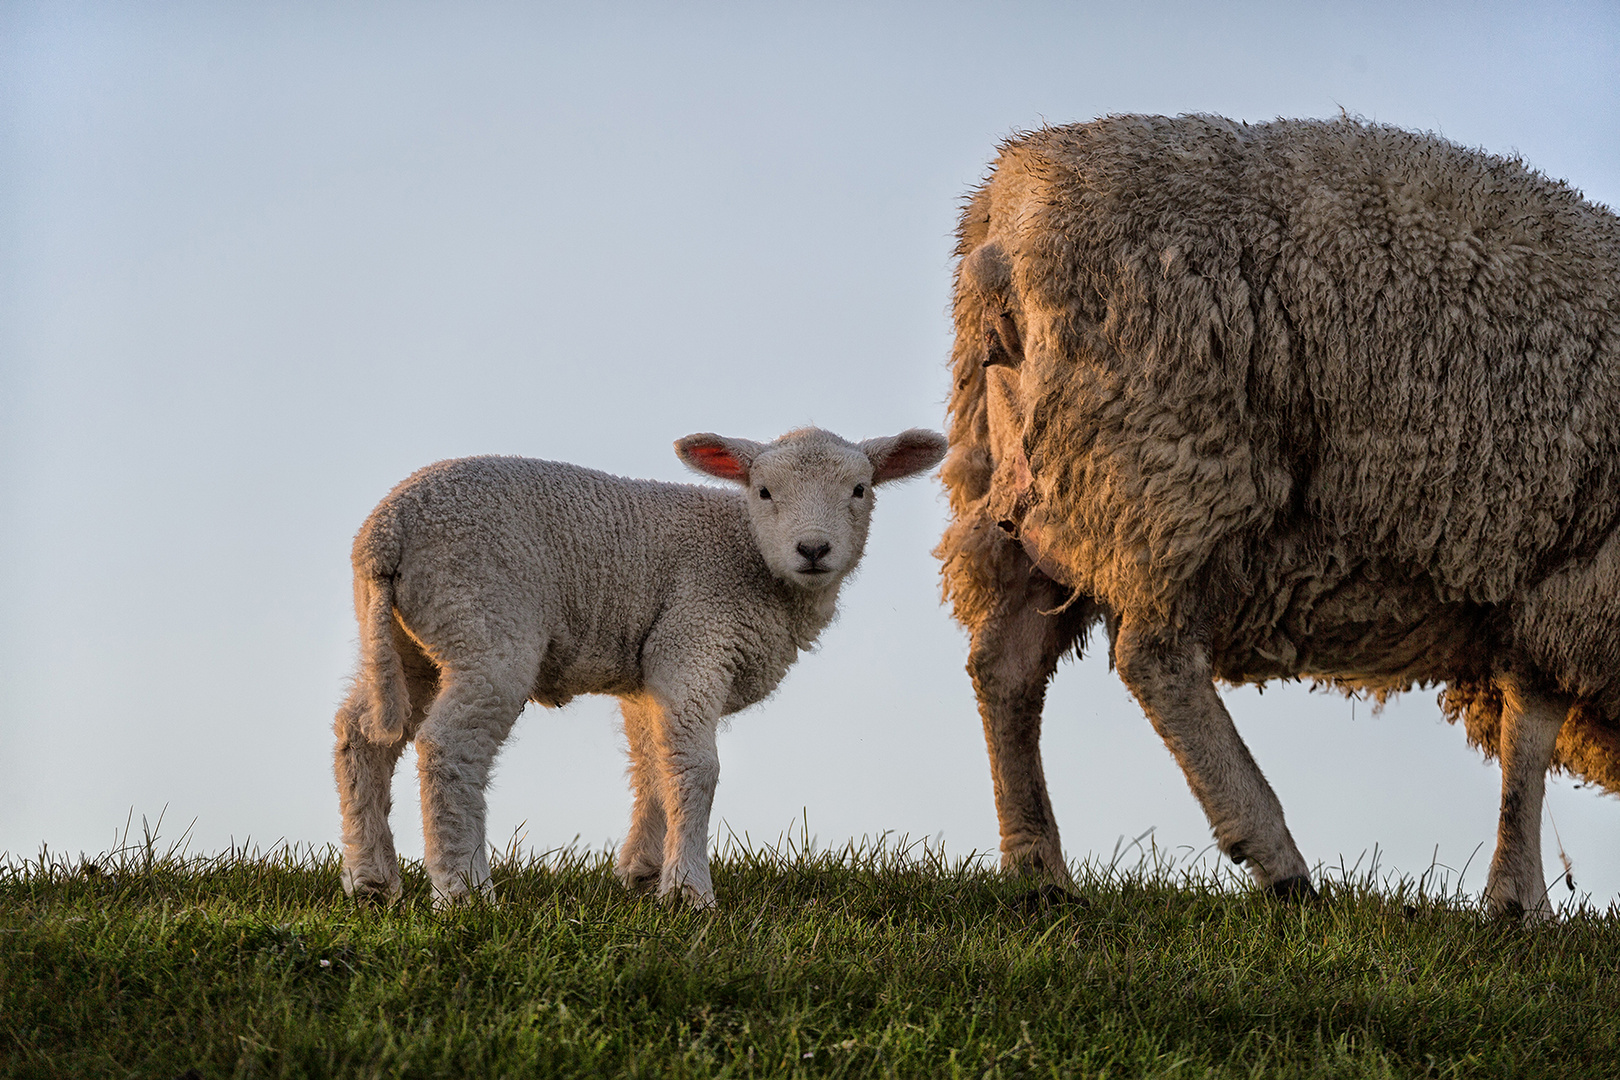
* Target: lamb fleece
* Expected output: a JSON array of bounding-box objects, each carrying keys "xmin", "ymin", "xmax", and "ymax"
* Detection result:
[
  {"xmin": 937, "ymin": 114, "xmax": 1620, "ymax": 912},
  {"xmin": 335, "ymin": 426, "xmax": 946, "ymax": 908}
]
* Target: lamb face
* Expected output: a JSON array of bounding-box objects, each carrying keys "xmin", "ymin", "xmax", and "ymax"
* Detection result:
[
  {"xmin": 676, "ymin": 427, "xmax": 948, "ymax": 592},
  {"xmin": 742, "ymin": 439, "xmax": 875, "ymax": 590}
]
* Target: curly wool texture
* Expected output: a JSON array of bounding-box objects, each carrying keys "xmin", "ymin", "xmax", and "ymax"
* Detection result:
[
  {"xmin": 937, "ymin": 114, "xmax": 1620, "ymax": 792},
  {"xmin": 353, "ymin": 453, "xmax": 849, "ymax": 736},
  {"xmin": 338, "ymin": 426, "xmax": 947, "ymax": 908}
]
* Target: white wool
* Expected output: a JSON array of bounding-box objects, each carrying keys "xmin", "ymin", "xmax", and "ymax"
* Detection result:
[{"xmin": 333, "ymin": 426, "xmax": 945, "ymax": 908}]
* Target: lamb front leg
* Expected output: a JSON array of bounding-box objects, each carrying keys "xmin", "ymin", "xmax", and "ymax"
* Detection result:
[
  {"xmin": 652, "ymin": 702, "xmax": 722, "ymax": 910},
  {"xmin": 966, "ymin": 567, "xmax": 1086, "ymax": 885},
  {"xmin": 1113, "ymin": 618, "xmax": 1314, "ymax": 897},
  {"xmin": 1483, "ymin": 672, "xmax": 1570, "ymax": 920}
]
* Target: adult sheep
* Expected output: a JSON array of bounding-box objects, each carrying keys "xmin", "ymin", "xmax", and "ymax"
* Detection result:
[
  {"xmin": 937, "ymin": 114, "xmax": 1620, "ymax": 918},
  {"xmin": 336, "ymin": 426, "xmax": 946, "ymax": 908}
]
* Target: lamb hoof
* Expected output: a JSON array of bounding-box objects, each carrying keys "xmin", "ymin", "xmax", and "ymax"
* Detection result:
[
  {"xmin": 430, "ymin": 878, "xmax": 495, "ymax": 911},
  {"xmin": 342, "ymin": 868, "xmax": 402, "ymax": 906},
  {"xmin": 615, "ymin": 865, "xmax": 663, "ymax": 896},
  {"xmin": 658, "ymin": 882, "xmax": 717, "ymax": 911},
  {"xmin": 1268, "ymin": 875, "xmax": 1319, "ymax": 903}
]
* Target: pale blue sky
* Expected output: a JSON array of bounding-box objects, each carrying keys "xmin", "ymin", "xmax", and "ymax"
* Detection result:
[{"xmin": 4, "ymin": 1, "xmax": 1618, "ymax": 905}]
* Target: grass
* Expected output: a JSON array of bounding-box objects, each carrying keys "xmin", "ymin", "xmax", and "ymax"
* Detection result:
[{"xmin": 3, "ymin": 824, "xmax": 1618, "ymax": 1079}]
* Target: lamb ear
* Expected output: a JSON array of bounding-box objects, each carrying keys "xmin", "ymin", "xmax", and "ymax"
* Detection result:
[
  {"xmin": 860, "ymin": 428, "xmax": 949, "ymax": 485},
  {"xmin": 674, "ymin": 433, "xmax": 765, "ymax": 484}
]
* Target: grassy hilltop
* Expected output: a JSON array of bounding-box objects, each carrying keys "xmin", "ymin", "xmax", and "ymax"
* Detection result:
[{"xmin": 3, "ymin": 831, "xmax": 1617, "ymax": 1079}]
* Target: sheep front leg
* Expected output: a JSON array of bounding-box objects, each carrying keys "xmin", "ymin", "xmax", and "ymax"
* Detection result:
[
  {"xmin": 967, "ymin": 580, "xmax": 1080, "ymax": 885},
  {"xmin": 1483, "ymin": 673, "xmax": 1570, "ymax": 920},
  {"xmin": 1114, "ymin": 619, "xmax": 1314, "ymax": 897},
  {"xmin": 632, "ymin": 686, "xmax": 723, "ymax": 910},
  {"xmin": 615, "ymin": 695, "xmax": 669, "ymax": 895}
]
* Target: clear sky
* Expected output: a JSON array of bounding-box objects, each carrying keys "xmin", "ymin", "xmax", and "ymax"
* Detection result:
[{"xmin": 4, "ymin": 1, "xmax": 1619, "ymax": 906}]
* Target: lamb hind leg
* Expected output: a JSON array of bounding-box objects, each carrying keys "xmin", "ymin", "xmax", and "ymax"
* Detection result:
[
  {"xmin": 1483, "ymin": 673, "xmax": 1570, "ymax": 921},
  {"xmin": 967, "ymin": 569, "xmax": 1086, "ymax": 885},
  {"xmin": 334, "ymin": 639, "xmax": 436, "ymax": 903},
  {"xmin": 334, "ymin": 687, "xmax": 409, "ymax": 903},
  {"xmin": 1113, "ymin": 619, "xmax": 1314, "ymax": 897},
  {"xmin": 415, "ymin": 658, "xmax": 531, "ymax": 908},
  {"xmin": 615, "ymin": 694, "xmax": 669, "ymax": 895}
]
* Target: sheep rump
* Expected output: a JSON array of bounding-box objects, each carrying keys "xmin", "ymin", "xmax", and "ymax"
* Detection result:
[{"xmin": 937, "ymin": 114, "xmax": 1620, "ymax": 915}]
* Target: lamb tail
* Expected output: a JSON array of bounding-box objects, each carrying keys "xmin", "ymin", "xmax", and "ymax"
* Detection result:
[{"xmin": 358, "ymin": 571, "xmax": 411, "ymax": 744}]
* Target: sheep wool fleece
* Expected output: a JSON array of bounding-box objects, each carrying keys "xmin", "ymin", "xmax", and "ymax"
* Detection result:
[
  {"xmin": 335, "ymin": 426, "xmax": 946, "ymax": 908},
  {"xmin": 938, "ymin": 114, "xmax": 1620, "ymax": 918}
]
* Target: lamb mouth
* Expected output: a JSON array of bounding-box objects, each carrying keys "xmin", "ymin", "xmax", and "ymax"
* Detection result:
[{"xmin": 797, "ymin": 565, "xmax": 832, "ymax": 575}]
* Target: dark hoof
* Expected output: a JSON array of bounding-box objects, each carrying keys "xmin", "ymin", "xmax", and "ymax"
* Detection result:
[
  {"xmin": 348, "ymin": 884, "xmax": 399, "ymax": 908},
  {"xmin": 1008, "ymin": 883, "xmax": 1090, "ymax": 914},
  {"xmin": 1268, "ymin": 875, "xmax": 1319, "ymax": 903},
  {"xmin": 621, "ymin": 871, "xmax": 661, "ymax": 896},
  {"xmin": 1488, "ymin": 898, "xmax": 1526, "ymax": 921}
]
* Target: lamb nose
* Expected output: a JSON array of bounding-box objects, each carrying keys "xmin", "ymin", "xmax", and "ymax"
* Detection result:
[{"xmin": 797, "ymin": 541, "xmax": 831, "ymax": 563}]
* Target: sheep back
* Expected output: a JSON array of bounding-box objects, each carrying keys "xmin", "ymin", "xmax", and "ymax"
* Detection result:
[{"xmin": 352, "ymin": 456, "xmax": 803, "ymax": 712}]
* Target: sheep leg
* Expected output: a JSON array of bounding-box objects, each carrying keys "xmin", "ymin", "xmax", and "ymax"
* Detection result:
[
  {"xmin": 615, "ymin": 694, "xmax": 669, "ymax": 894},
  {"xmin": 334, "ymin": 687, "xmax": 409, "ymax": 903},
  {"xmin": 334, "ymin": 630, "xmax": 437, "ymax": 903},
  {"xmin": 642, "ymin": 693, "xmax": 722, "ymax": 910},
  {"xmin": 415, "ymin": 661, "xmax": 529, "ymax": 908},
  {"xmin": 967, "ymin": 580, "xmax": 1078, "ymax": 885},
  {"xmin": 1483, "ymin": 673, "xmax": 1570, "ymax": 920},
  {"xmin": 1114, "ymin": 619, "xmax": 1314, "ymax": 896}
]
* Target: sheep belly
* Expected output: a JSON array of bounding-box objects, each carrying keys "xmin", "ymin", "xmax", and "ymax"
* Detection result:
[{"xmin": 1214, "ymin": 567, "xmax": 1492, "ymax": 689}]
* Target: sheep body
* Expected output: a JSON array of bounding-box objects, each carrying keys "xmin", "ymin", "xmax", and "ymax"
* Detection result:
[
  {"xmin": 336, "ymin": 427, "xmax": 945, "ymax": 907},
  {"xmin": 938, "ymin": 114, "xmax": 1620, "ymax": 916}
]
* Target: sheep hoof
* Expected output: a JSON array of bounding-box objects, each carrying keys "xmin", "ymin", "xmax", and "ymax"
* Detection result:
[
  {"xmin": 1007, "ymin": 883, "xmax": 1089, "ymax": 914},
  {"xmin": 617, "ymin": 868, "xmax": 662, "ymax": 896},
  {"xmin": 348, "ymin": 887, "xmax": 399, "ymax": 908},
  {"xmin": 1486, "ymin": 895, "xmax": 1553, "ymax": 925},
  {"xmin": 430, "ymin": 877, "xmax": 495, "ymax": 911},
  {"xmin": 342, "ymin": 869, "xmax": 402, "ymax": 907},
  {"xmin": 1268, "ymin": 875, "xmax": 1319, "ymax": 903},
  {"xmin": 658, "ymin": 882, "xmax": 718, "ymax": 911}
]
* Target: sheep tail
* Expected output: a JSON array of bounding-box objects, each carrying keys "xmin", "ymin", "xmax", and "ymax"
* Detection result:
[
  {"xmin": 357, "ymin": 570, "xmax": 411, "ymax": 744},
  {"xmin": 351, "ymin": 504, "xmax": 411, "ymax": 744}
]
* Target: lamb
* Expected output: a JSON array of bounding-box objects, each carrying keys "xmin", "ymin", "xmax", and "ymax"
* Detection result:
[
  {"xmin": 334, "ymin": 426, "xmax": 947, "ymax": 908},
  {"xmin": 936, "ymin": 114, "xmax": 1620, "ymax": 918}
]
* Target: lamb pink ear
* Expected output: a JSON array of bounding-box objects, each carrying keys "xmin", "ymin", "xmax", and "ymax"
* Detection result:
[
  {"xmin": 674, "ymin": 433, "xmax": 763, "ymax": 484},
  {"xmin": 861, "ymin": 428, "xmax": 949, "ymax": 484}
]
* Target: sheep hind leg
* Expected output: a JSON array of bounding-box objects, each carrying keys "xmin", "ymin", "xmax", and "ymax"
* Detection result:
[
  {"xmin": 334, "ymin": 686, "xmax": 409, "ymax": 904},
  {"xmin": 967, "ymin": 571, "xmax": 1084, "ymax": 887},
  {"xmin": 1113, "ymin": 619, "xmax": 1314, "ymax": 898},
  {"xmin": 615, "ymin": 694, "xmax": 669, "ymax": 895},
  {"xmin": 335, "ymin": 616, "xmax": 439, "ymax": 904},
  {"xmin": 1483, "ymin": 673, "xmax": 1571, "ymax": 922},
  {"xmin": 415, "ymin": 655, "xmax": 532, "ymax": 909}
]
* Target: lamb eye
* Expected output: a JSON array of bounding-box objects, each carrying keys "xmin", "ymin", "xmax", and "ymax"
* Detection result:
[
  {"xmin": 852, "ymin": 484, "xmax": 865, "ymax": 498},
  {"xmin": 758, "ymin": 487, "xmax": 771, "ymax": 500}
]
